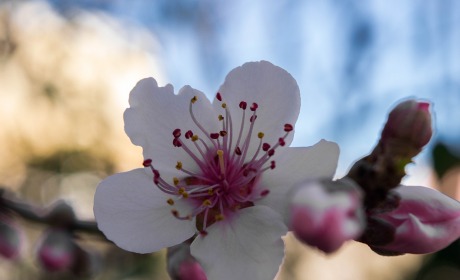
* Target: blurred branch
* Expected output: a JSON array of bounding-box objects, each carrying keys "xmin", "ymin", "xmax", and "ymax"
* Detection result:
[{"xmin": 0, "ymin": 187, "xmax": 108, "ymax": 239}]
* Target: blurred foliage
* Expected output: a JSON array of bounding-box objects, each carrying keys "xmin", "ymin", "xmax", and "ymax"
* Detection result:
[{"xmin": 432, "ymin": 143, "xmax": 460, "ymax": 179}]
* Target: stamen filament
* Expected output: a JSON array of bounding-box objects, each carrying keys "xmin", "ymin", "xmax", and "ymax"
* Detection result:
[
  {"xmin": 217, "ymin": 150, "xmax": 225, "ymax": 175},
  {"xmin": 189, "ymin": 101, "xmax": 218, "ymax": 150}
]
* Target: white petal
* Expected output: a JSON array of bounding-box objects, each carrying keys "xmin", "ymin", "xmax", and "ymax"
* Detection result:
[
  {"xmin": 190, "ymin": 206, "xmax": 287, "ymax": 280},
  {"xmin": 94, "ymin": 168, "xmax": 196, "ymax": 253},
  {"xmin": 215, "ymin": 61, "xmax": 300, "ymax": 160},
  {"xmin": 255, "ymin": 140, "xmax": 340, "ymax": 224},
  {"xmin": 124, "ymin": 78, "xmax": 220, "ymax": 175}
]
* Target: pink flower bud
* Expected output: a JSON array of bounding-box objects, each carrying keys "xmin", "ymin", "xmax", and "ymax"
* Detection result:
[
  {"xmin": 0, "ymin": 217, "xmax": 22, "ymax": 260},
  {"xmin": 167, "ymin": 242, "xmax": 207, "ymax": 280},
  {"xmin": 37, "ymin": 230, "xmax": 76, "ymax": 271},
  {"xmin": 179, "ymin": 261, "xmax": 207, "ymax": 280},
  {"xmin": 372, "ymin": 186, "xmax": 460, "ymax": 254},
  {"xmin": 381, "ymin": 100, "xmax": 433, "ymax": 149},
  {"xmin": 289, "ymin": 178, "xmax": 365, "ymax": 253}
]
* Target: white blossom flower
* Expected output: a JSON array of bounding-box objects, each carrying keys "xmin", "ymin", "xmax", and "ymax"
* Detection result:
[{"xmin": 94, "ymin": 61, "xmax": 339, "ymax": 280}]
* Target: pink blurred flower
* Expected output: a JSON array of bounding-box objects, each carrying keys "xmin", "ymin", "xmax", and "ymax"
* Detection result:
[
  {"xmin": 179, "ymin": 261, "xmax": 207, "ymax": 280},
  {"xmin": 94, "ymin": 61, "xmax": 340, "ymax": 280},
  {"xmin": 289, "ymin": 178, "xmax": 365, "ymax": 253},
  {"xmin": 0, "ymin": 217, "xmax": 22, "ymax": 260},
  {"xmin": 372, "ymin": 186, "xmax": 460, "ymax": 254}
]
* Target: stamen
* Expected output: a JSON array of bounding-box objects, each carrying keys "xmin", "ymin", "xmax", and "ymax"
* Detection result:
[
  {"xmin": 239, "ymin": 101, "xmax": 247, "ymax": 110},
  {"xmin": 235, "ymin": 147, "xmax": 242, "ymax": 155},
  {"xmin": 173, "ymin": 129, "xmax": 181, "ymax": 138},
  {"xmin": 222, "ymin": 103, "xmax": 227, "ymax": 108},
  {"xmin": 173, "ymin": 177, "xmax": 180, "ymax": 186},
  {"xmin": 218, "ymin": 115, "xmax": 224, "ymax": 121},
  {"xmin": 176, "ymin": 161, "xmax": 182, "ymax": 170},
  {"xmin": 210, "ymin": 133, "xmax": 219, "ymax": 139},
  {"xmin": 173, "ymin": 138, "xmax": 182, "ymax": 147},
  {"xmin": 217, "ymin": 150, "xmax": 225, "ymax": 175},
  {"xmin": 216, "ymin": 92, "xmax": 222, "ymax": 101},
  {"xmin": 185, "ymin": 130, "xmax": 193, "ymax": 139},
  {"xmin": 250, "ymin": 115, "xmax": 257, "ymax": 122},
  {"xmin": 284, "ymin": 124, "xmax": 293, "ymax": 131},
  {"xmin": 191, "ymin": 96, "xmax": 197, "ymax": 104},
  {"xmin": 258, "ymin": 132, "xmax": 264, "ymax": 139},
  {"xmin": 270, "ymin": 161, "xmax": 276, "ymax": 169},
  {"xmin": 279, "ymin": 138, "xmax": 285, "ymax": 146},
  {"xmin": 143, "ymin": 159, "xmax": 152, "ymax": 167},
  {"xmin": 182, "ymin": 192, "xmax": 189, "ymax": 199},
  {"xmin": 220, "ymin": 131, "xmax": 227, "ymax": 137},
  {"xmin": 177, "ymin": 187, "xmax": 185, "ymax": 195},
  {"xmin": 203, "ymin": 200, "xmax": 212, "ymax": 206},
  {"xmin": 268, "ymin": 149, "xmax": 275, "ymax": 157},
  {"xmin": 215, "ymin": 214, "xmax": 225, "ymax": 221},
  {"xmin": 250, "ymin": 102, "xmax": 258, "ymax": 111},
  {"xmin": 171, "ymin": 209, "xmax": 179, "ymax": 217},
  {"xmin": 167, "ymin": 198, "xmax": 174, "ymax": 205},
  {"xmin": 191, "ymin": 135, "xmax": 199, "ymax": 142},
  {"xmin": 208, "ymin": 188, "xmax": 214, "ymax": 195},
  {"xmin": 263, "ymin": 143, "xmax": 271, "ymax": 151}
]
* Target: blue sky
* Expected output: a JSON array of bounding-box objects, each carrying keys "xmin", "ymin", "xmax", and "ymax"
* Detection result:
[{"xmin": 46, "ymin": 0, "xmax": 460, "ymax": 179}]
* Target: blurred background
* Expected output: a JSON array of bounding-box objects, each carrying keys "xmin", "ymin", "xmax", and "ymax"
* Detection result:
[{"xmin": 0, "ymin": 0, "xmax": 459, "ymax": 279}]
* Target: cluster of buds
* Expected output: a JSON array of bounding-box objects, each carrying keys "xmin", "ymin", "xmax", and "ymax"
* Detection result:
[{"xmin": 288, "ymin": 99, "xmax": 460, "ymax": 257}]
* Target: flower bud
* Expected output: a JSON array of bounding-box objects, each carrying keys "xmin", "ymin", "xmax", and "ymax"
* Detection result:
[
  {"xmin": 167, "ymin": 241, "xmax": 207, "ymax": 280},
  {"xmin": 0, "ymin": 217, "xmax": 22, "ymax": 260},
  {"xmin": 371, "ymin": 186, "xmax": 460, "ymax": 254},
  {"xmin": 289, "ymin": 178, "xmax": 365, "ymax": 253},
  {"xmin": 37, "ymin": 230, "xmax": 76, "ymax": 271},
  {"xmin": 381, "ymin": 100, "xmax": 432, "ymax": 150}
]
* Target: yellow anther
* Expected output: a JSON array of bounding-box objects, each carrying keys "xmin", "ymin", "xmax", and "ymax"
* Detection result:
[
  {"xmin": 177, "ymin": 187, "xmax": 185, "ymax": 195},
  {"xmin": 191, "ymin": 135, "xmax": 199, "ymax": 142},
  {"xmin": 175, "ymin": 161, "xmax": 182, "ymax": 170},
  {"xmin": 171, "ymin": 209, "xmax": 179, "ymax": 216},
  {"xmin": 173, "ymin": 177, "xmax": 180, "ymax": 186},
  {"xmin": 215, "ymin": 214, "xmax": 225, "ymax": 221},
  {"xmin": 217, "ymin": 150, "xmax": 225, "ymax": 175},
  {"xmin": 167, "ymin": 198, "xmax": 174, "ymax": 205},
  {"xmin": 191, "ymin": 96, "xmax": 197, "ymax": 104},
  {"xmin": 182, "ymin": 192, "xmax": 189, "ymax": 199},
  {"xmin": 203, "ymin": 200, "xmax": 212, "ymax": 206},
  {"xmin": 186, "ymin": 214, "xmax": 191, "ymax": 220},
  {"xmin": 258, "ymin": 132, "xmax": 264, "ymax": 139},
  {"xmin": 222, "ymin": 103, "xmax": 226, "ymax": 108},
  {"xmin": 218, "ymin": 115, "xmax": 224, "ymax": 121},
  {"xmin": 208, "ymin": 188, "xmax": 214, "ymax": 195}
]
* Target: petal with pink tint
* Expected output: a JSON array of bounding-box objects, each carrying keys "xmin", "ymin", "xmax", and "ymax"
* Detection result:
[
  {"xmin": 190, "ymin": 206, "xmax": 287, "ymax": 280},
  {"xmin": 256, "ymin": 140, "xmax": 340, "ymax": 225},
  {"xmin": 215, "ymin": 61, "xmax": 301, "ymax": 159},
  {"xmin": 0, "ymin": 218, "xmax": 22, "ymax": 260},
  {"xmin": 94, "ymin": 168, "xmax": 197, "ymax": 253},
  {"xmin": 124, "ymin": 78, "xmax": 219, "ymax": 175},
  {"xmin": 290, "ymin": 179, "xmax": 364, "ymax": 253},
  {"xmin": 375, "ymin": 186, "xmax": 460, "ymax": 254}
]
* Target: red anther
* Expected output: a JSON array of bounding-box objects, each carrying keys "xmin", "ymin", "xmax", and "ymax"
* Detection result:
[
  {"xmin": 260, "ymin": 190, "xmax": 270, "ymax": 196},
  {"xmin": 200, "ymin": 230, "xmax": 208, "ymax": 237},
  {"xmin": 143, "ymin": 159, "xmax": 152, "ymax": 167},
  {"xmin": 243, "ymin": 169, "xmax": 249, "ymax": 176},
  {"xmin": 270, "ymin": 161, "xmax": 276, "ymax": 169},
  {"xmin": 210, "ymin": 133, "xmax": 220, "ymax": 139},
  {"xmin": 216, "ymin": 92, "xmax": 222, "ymax": 101},
  {"xmin": 250, "ymin": 115, "xmax": 257, "ymax": 122},
  {"xmin": 284, "ymin": 124, "xmax": 293, "ymax": 132},
  {"xmin": 239, "ymin": 101, "xmax": 247, "ymax": 110},
  {"xmin": 153, "ymin": 169, "xmax": 160, "ymax": 178},
  {"xmin": 185, "ymin": 130, "xmax": 193, "ymax": 139},
  {"xmin": 173, "ymin": 128, "xmax": 181, "ymax": 138},
  {"xmin": 154, "ymin": 177, "xmax": 159, "ymax": 185},
  {"xmin": 262, "ymin": 143, "xmax": 271, "ymax": 151},
  {"xmin": 250, "ymin": 102, "xmax": 258, "ymax": 111},
  {"xmin": 268, "ymin": 149, "xmax": 275, "ymax": 157},
  {"xmin": 235, "ymin": 147, "xmax": 242, "ymax": 155},
  {"xmin": 173, "ymin": 138, "xmax": 182, "ymax": 147},
  {"xmin": 220, "ymin": 131, "xmax": 227, "ymax": 137},
  {"xmin": 279, "ymin": 138, "xmax": 286, "ymax": 146}
]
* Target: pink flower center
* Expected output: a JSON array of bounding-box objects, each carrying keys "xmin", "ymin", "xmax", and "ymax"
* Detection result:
[{"xmin": 144, "ymin": 93, "xmax": 293, "ymax": 235}]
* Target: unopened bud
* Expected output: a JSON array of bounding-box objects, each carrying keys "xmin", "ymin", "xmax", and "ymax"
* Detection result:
[
  {"xmin": 0, "ymin": 217, "xmax": 22, "ymax": 260},
  {"xmin": 167, "ymin": 242, "xmax": 207, "ymax": 280},
  {"xmin": 381, "ymin": 100, "xmax": 432, "ymax": 150},
  {"xmin": 37, "ymin": 230, "xmax": 76, "ymax": 272},
  {"xmin": 289, "ymin": 178, "xmax": 365, "ymax": 254}
]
